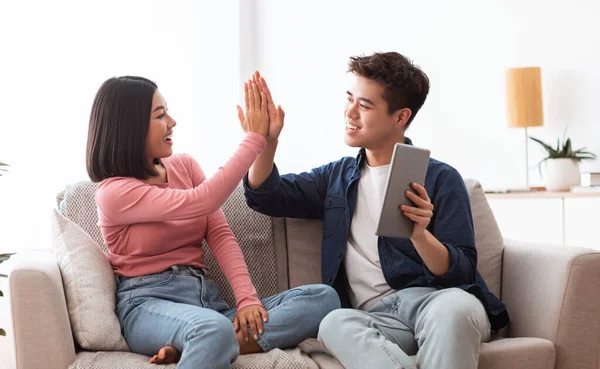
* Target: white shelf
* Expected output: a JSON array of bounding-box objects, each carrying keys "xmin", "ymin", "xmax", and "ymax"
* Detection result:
[
  {"xmin": 485, "ymin": 191, "xmax": 600, "ymax": 199},
  {"xmin": 487, "ymin": 194, "xmax": 600, "ymax": 248}
]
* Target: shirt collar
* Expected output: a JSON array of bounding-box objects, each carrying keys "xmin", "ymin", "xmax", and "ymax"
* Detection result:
[{"xmin": 354, "ymin": 136, "xmax": 414, "ymax": 167}]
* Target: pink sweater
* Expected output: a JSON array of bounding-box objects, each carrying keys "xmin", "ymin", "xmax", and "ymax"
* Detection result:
[{"xmin": 96, "ymin": 132, "xmax": 267, "ymax": 309}]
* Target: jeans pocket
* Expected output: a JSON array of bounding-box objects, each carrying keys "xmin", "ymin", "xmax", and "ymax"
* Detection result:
[
  {"xmin": 128, "ymin": 272, "xmax": 176, "ymax": 307},
  {"xmin": 131, "ymin": 272, "xmax": 176, "ymax": 290}
]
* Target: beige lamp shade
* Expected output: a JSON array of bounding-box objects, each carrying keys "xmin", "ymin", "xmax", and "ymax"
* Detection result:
[{"xmin": 505, "ymin": 67, "xmax": 544, "ymax": 128}]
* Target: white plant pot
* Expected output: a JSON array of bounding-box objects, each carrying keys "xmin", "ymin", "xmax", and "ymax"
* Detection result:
[{"xmin": 544, "ymin": 158, "xmax": 580, "ymax": 191}]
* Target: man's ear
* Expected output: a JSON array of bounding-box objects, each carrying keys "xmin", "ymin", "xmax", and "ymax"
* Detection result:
[{"xmin": 394, "ymin": 108, "xmax": 412, "ymax": 128}]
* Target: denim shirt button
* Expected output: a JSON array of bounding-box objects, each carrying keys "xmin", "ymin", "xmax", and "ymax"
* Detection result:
[
  {"xmin": 327, "ymin": 200, "xmax": 332, "ymax": 207},
  {"xmin": 337, "ymin": 253, "xmax": 342, "ymax": 259}
]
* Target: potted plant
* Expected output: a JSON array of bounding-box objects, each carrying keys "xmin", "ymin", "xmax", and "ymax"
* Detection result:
[
  {"xmin": 529, "ymin": 135, "xmax": 597, "ymax": 191},
  {"xmin": 0, "ymin": 162, "xmax": 7, "ymax": 176}
]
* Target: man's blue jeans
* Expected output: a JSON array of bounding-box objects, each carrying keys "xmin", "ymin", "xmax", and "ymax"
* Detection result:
[{"xmin": 318, "ymin": 287, "xmax": 491, "ymax": 369}]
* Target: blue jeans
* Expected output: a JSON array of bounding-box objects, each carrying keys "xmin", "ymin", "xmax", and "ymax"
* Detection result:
[
  {"xmin": 115, "ymin": 265, "xmax": 340, "ymax": 369},
  {"xmin": 318, "ymin": 287, "xmax": 491, "ymax": 369}
]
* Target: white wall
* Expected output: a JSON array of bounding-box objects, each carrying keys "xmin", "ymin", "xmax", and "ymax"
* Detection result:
[
  {"xmin": 0, "ymin": 0, "xmax": 242, "ymax": 253},
  {"xmin": 2, "ymin": 0, "xmax": 599, "ymax": 253},
  {"xmin": 250, "ymin": 0, "xmax": 600, "ymax": 191}
]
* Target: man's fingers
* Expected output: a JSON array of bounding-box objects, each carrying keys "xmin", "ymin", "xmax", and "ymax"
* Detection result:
[
  {"xmin": 411, "ymin": 183, "xmax": 431, "ymax": 203},
  {"xmin": 259, "ymin": 76, "xmax": 277, "ymax": 116},
  {"xmin": 403, "ymin": 211, "xmax": 427, "ymax": 224},
  {"xmin": 261, "ymin": 92, "xmax": 267, "ymax": 112},
  {"xmin": 400, "ymin": 205, "xmax": 433, "ymax": 218},
  {"xmin": 405, "ymin": 190, "xmax": 433, "ymax": 209},
  {"xmin": 404, "ymin": 211, "xmax": 418, "ymax": 222}
]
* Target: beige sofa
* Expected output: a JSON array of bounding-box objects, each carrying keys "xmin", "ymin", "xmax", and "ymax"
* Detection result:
[{"xmin": 3, "ymin": 179, "xmax": 600, "ymax": 369}]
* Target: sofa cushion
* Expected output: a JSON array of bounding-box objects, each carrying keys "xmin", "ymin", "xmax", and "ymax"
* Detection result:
[
  {"xmin": 463, "ymin": 179, "xmax": 504, "ymax": 298},
  {"xmin": 285, "ymin": 218, "xmax": 324, "ymax": 288},
  {"xmin": 299, "ymin": 337, "xmax": 555, "ymax": 369},
  {"xmin": 51, "ymin": 208, "xmax": 129, "ymax": 351},
  {"xmin": 57, "ymin": 181, "xmax": 108, "ymax": 252},
  {"xmin": 477, "ymin": 337, "xmax": 555, "ymax": 369},
  {"xmin": 70, "ymin": 348, "xmax": 311, "ymax": 369}
]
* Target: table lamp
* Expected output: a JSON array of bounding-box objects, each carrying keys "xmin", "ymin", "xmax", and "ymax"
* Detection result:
[{"xmin": 505, "ymin": 66, "xmax": 544, "ymax": 189}]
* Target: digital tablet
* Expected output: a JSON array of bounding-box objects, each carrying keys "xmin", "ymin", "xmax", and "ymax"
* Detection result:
[{"xmin": 375, "ymin": 143, "xmax": 430, "ymax": 239}]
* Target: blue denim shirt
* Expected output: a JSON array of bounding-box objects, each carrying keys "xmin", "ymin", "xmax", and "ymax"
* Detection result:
[{"xmin": 243, "ymin": 138, "xmax": 509, "ymax": 331}]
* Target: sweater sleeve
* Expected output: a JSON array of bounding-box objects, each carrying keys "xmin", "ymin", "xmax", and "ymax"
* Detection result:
[
  {"xmin": 96, "ymin": 132, "xmax": 267, "ymax": 226},
  {"xmin": 204, "ymin": 209, "xmax": 262, "ymax": 309},
  {"xmin": 186, "ymin": 149, "xmax": 262, "ymax": 308}
]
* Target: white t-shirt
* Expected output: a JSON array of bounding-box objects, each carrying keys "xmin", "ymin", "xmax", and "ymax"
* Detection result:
[{"xmin": 344, "ymin": 163, "xmax": 395, "ymax": 310}]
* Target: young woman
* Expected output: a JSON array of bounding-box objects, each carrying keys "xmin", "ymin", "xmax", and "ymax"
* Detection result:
[{"xmin": 86, "ymin": 76, "xmax": 340, "ymax": 369}]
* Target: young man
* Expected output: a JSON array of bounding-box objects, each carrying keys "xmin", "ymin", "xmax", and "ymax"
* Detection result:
[{"xmin": 240, "ymin": 52, "xmax": 509, "ymax": 369}]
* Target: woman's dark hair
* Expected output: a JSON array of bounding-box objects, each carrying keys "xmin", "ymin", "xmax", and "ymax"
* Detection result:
[
  {"xmin": 86, "ymin": 76, "xmax": 158, "ymax": 182},
  {"xmin": 348, "ymin": 52, "xmax": 430, "ymax": 127}
]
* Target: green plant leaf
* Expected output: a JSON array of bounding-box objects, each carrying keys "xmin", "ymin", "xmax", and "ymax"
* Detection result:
[
  {"xmin": 574, "ymin": 155, "xmax": 597, "ymax": 161},
  {"xmin": 0, "ymin": 289, "xmax": 3, "ymax": 296},
  {"xmin": 0, "ymin": 253, "xmax": 15, "ymax": 264},
  {"xmin": 529, "ymin": 136, "xmax": 558, "ymax": 155},
  {"xmin": 0, "ymin": 162, "xmax": 7, "ymax": 176},
  {"xmin": 573, "ymin": 149, "xmax": 597, "ymax": 158},
  {"xmin": 530, "ymin": 135, "xmax": 597, "ymax": 161},
  {"xmin": 563, "ymin": 138, "xmax": 572, "ymax": 156},
  {"xmin": 535, "ymin": 157, "xmax": 551, "ymax": 176},
  {"xmin": 0, "ymin": 328, "xmax": 6, "ymax": 336}
]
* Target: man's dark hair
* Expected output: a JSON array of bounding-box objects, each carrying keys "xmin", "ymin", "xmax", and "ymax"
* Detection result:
[
  {"xmin": 86, "ymin": 76, "xmax": 158, "ymax": 182},
  {"xmin": 348, "ymin": 52, "xmax": 430, "ymax": 127}
]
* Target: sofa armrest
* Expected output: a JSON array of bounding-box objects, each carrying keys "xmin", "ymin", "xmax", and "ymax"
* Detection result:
[
  {"xmin": 501, "ymin": 239, "xmax": 600, "ymax": 369},
  {"xmin": 7, "ymin": 249, "xmax": 76, "ymax": 369}
]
